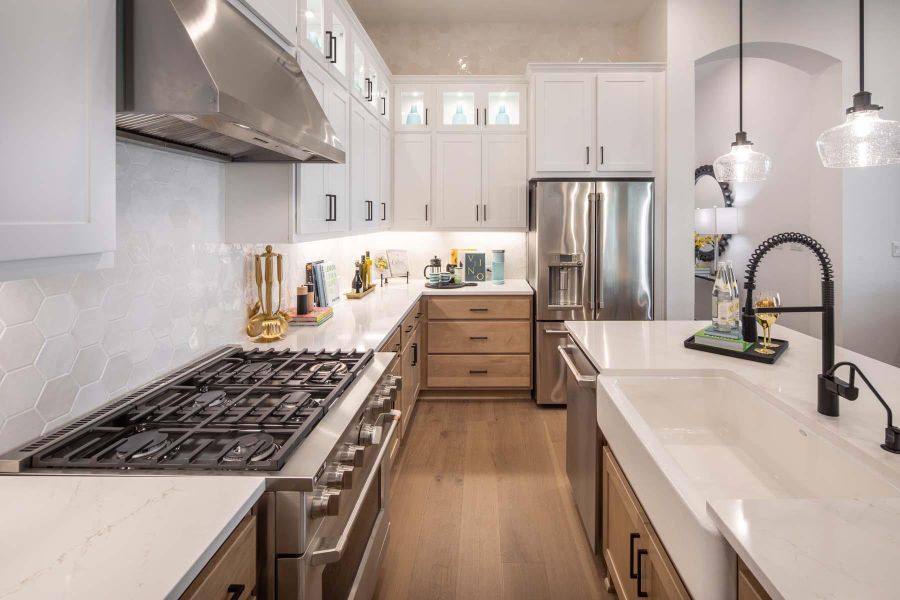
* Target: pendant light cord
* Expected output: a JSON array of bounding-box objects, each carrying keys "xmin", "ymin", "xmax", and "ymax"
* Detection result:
[
  {"xmin": 739, "ymin": 0, "xmax": 743, "ymax": 132},
  {"xmin": 859, "ymin": 0, "xmax": 865, "ymax": 93}
]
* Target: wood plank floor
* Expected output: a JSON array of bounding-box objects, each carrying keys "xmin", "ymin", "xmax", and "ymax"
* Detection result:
[{"xmin": 374, "ymin": 400, "xmax": 615, "ymax": 600}]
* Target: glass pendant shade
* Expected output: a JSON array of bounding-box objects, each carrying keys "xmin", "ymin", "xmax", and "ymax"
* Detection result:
[
  {"xmin": 713, "ymin": 136, "xmax": 772, "ymax": 183},
  {"xmin": 816, "ymin": 108, "xmax": 900, "ymax": 168}
]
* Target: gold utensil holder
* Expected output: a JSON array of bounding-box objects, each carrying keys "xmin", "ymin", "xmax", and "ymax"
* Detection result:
[{"xmin": 247, "ymin": 245, "xmax": 289, "ymax": 342}]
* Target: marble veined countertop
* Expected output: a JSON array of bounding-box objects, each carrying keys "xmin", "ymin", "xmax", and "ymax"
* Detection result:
[
  {"xmin": 245, "ymin": 279, "xmax": 533, "ymax": 352},
  {"xmin": 565, "ymin": 320, "xmax": 900, "ymax": 599},
  {"xmin": 0, "ymin": 476, "xmax": 264, "ymax": 600}
]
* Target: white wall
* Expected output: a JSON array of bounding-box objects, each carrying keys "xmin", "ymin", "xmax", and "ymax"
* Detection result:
[
  {"xmin": 694, "ymin": 55, "xmax": 842, "ymax": 337},
  {"xmin": 668, "ymin": 0, "xmax": 900, "ymax": 366}
]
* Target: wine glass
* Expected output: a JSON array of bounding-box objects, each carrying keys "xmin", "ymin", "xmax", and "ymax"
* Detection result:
[{"xmin": 752, "ymin": 290, "xmax": 781, "ymax": 355}]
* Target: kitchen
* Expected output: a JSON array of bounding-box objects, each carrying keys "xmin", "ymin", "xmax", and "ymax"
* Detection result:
[{"xmin": 1, "ymin": 0, "xmax": 899, "ymax": 599}]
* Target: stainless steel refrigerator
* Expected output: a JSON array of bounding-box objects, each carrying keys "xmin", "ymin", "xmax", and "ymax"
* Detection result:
[{"xmin": 528, "ymin": 179, "xmax": 654, "ymax": 405}]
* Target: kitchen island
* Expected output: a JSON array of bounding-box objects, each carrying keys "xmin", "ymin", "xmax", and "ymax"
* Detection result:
[{"xmin": 566, "ymin": 320, "xmax": 900, "ymax": 600}]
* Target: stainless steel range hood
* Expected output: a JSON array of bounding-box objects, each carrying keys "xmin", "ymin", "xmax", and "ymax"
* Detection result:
[{"xmin": 117, "ymin": 0, "xmax": 344, "ymax": 163}]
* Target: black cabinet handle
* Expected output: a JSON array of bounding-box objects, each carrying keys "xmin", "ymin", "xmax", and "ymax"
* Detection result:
[
  {"xmin": 331, "ymin": 34, "xmax": 338, "ymax": 64},
  {"xmin": 629, "ymin": 533, "xmax": 640, "ymax": 578},
  {"xmin": 469, "ymin": 307, "xmax": 488, "ymax": 312},
  {"xmin": 601, "ymin": 145, "xmax": 605, "ymax": 165},
  {"xmin": 365, "ymin": 200, "xmax": 373, "ymax": 221},
  {"xmin": 226, "ymin": 584, "xmax": 245, "ymax": 600},
  {"xmin": 425, "ymin": 108, "xmax": 429, "ymax": 125},
  {"xmin": 586, "ymin": 146, "xmax": 590, "ymax": 165},
  {"xmin": 483, "ymin": 108, "xmax": 488, "ymax": 126},
  {"xmin": 325, "ymin": 30, "xmax": 333, "ymax": 60},
  {"xmin": 469, "ymin": 336, "xmax": 488, "ymax": 340},
  {"xmin": 325, "ymin": 194, "xmax": 333, "ymax": 222},
  {"xmin": 476, "ymin": 108, "xmax": 480, "ymax": 125},
  {"xmin": 411, "ymin": 343, "xmax": 418, "ymax": 366},
  {"xmin": 425, "ymin": 204, "xmax": 428, "ymax": 221},
  {"xmin": 331, "ymin": 195, "xmax": 337, "ymax": 221},
  {"xmin": 381, "ymin": 202, "xmax": 386, "ymax": 221},
  {"xmin": 381, "ymin": 97, "xmax": 386, "ymax": 116},
  {"xmin": 636, "ymin": 549, "xmax": 648, "ymax": 597},
  {"xmin": 483, "ymin": 203, "xmax": 487, "ymax": 221},
  {"xmin": 475, "ymin": 205, "xmax": 479, "ymax": 221},
  {"xmin": 469, "ymin": 369, "xmax": 488, "ymax": 374}
]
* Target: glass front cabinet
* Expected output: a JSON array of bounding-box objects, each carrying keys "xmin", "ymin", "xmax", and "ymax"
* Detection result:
[
  {"xmin": 300, "ymin": 0, "xmax": 326, "ymax": 60},
  {"xmin": 436, "ymin": 83, "xmax": 526, "ymax": 132},
  {"xmin": 300, "ymin": 0, "xmax": 350, "ymax": 87},
  {"xmin": 377, "ymin": 72, "xmax": 391, "ymax": 125},
  {"xmin": 394, "ymin": 84, "xmax": 435, "ymax": 132}
]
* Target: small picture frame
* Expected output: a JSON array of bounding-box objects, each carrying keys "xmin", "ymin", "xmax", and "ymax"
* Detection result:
[
  {"xmin": 463, "ymin": 251, "xmax": 487, "ymax": 283},
  {"xmin": 386, "ymin": 249, "xmax": 409, "ymax": 277}
]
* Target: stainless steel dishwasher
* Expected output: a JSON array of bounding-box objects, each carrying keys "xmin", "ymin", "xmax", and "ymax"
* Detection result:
[{"xmin": 559, "ymin": 338, "xmax": 601, "ymax": 554}]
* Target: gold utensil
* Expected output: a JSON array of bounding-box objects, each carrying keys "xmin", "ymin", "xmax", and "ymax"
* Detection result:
[{"xmin": 248, "ymin": 245, "xmax": 289, "ymax": 342}]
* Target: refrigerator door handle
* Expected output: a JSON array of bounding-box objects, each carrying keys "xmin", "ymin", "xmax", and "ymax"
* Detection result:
[
  {"xmin": 594, "ymin": 191, "xmax": 605, "ymax": 313},
  {"xmin": 588, "ymin": 192, "xmax": 596, "ymax": 316}
]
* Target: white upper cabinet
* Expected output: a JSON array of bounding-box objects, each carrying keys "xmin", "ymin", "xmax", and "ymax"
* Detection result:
[
  {"xmin": 0, "ymin": 0, "xmax": 116, "ymax": 276},
  {"xmin": 395, "ymin": 84, "xmax": 435, "ymax": 132},
  {"xmin": 300, "ymin": 0, "xmax": 326, "ymax": 59},
  {"xmin": 364, "ymin": 112, "xmax": 381, "ymax": 228},
  {"xmin": 325, "ymin": 84, "xmax": 350, "ymax": 233},
  {"xmin": 436, "ymin": 83, "xmax": 527, "ymax": 133},
  {"xmin": 596, "ymin": 73, "xmax": 654, "ymax": 172},
  {"xmin": 377, "ymin": 70, "xmax": 391, "ymax": 125},
  {"xmin": 433, "ymin": 134, "xmax": 483, "ymax": 229},
  {"xmin": 393, "ymin": 134, "xmax": 431, "ymax": 229},
  {"xmin": 481, "ymin": 135, "xmax": 527, "ymax": 228},
  {"xmin": 242, "ymin": 0, "xmax": 298, "ymax": 46},
  {"xmin": 351, "ymin": 40, "xmax": 367, "ymax": 103},
  {"xmin": 298, "ymin": 0, "xmax": 353, "ymax": 87},
  {"xmin": 325, "ymin": 1, "xmax": 349, "ymax": 85},
  {"xmin": 379, "ymin": 126, "xmax": 392, "ymax": 228},
  {"xmin": 534, "ymin": 72, "xmax": 595, "ymax": 172},
  {"xmin": 350, "ymin": 100, "xmax": 368, "ymax": 231}
]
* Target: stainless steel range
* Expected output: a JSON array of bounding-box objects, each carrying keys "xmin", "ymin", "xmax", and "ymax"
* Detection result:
[{"xmin": 0, "ymin": 345, "xmax": 401, "ymax": 600}]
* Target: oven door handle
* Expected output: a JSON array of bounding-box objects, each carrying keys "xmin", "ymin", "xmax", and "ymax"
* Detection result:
[
  {"xmin": 558, "ymin": 345, "xmax": 597, "ymax": 389},
  {"xmin": 310, "ymin": 416, "xmax": 399, "ymax": 567}
]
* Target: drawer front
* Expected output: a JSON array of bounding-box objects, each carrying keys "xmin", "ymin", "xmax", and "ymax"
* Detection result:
[
  {"xmin": 428, "ymin": 321, "xmax": 530, "ymax": 354},
  {"xmin": 400, "ymin": 300, "xmax": 422, "ymax": 348},
  {"xmin": 380, "ymin": 326, "xmax": 401, "ymax": 353},
  {"xmin": 427, "ymin": 354, "xmax": 531, "ymax": 388},
  {"xmin": 428, "ymin": 296, "xmax": 531, "ymax": 320},
  {"xmin": 181, "ymin": 513, "xmax": 257, "ymax": 600}
]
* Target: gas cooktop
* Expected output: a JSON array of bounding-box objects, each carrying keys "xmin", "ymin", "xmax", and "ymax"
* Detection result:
[{"xmin": 17, "ymin": 347, "xmax": 373, "ymax": 472}]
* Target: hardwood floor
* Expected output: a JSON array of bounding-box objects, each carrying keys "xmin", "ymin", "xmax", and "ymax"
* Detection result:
[{"xmin": 374, "ymin": 400, "xmax": 614, "ymax": 600}]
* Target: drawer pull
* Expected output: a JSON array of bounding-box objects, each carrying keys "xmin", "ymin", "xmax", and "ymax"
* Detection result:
[
  {"xmin": 469, "ymin": 336, "xmax": 488, "ymax": 340},
  {"xmin": 405, "ymin": 325, "xmax": 414, "ymax": 333},
  {"xmin": 636, "ymin": 549, "xmax": 648, "ymax": 598},
  {"xmin": 227, "ymin": 584, "xmax": 245, "ymax": 600},
  {"xmin": 629, "ymin": 532, "xmax": 640, "ymax": 578},
  {"xmin": 469, "ymin": 369, "xmax": 488, "ymax": 374},
  {"xmin": 469, "ymin": 307, "xmax": 489, "ymax": 312},
  {"xmin": 393, "ymin": 344, "xmax": 401, "ymax": 352}
]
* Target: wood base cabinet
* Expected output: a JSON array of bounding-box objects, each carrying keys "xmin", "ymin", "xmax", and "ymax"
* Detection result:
[
  {"xmin": 738, "ymin": 560, "xmax": 772, "ymax": 600},
  {"xmin": 181, "ymin": 512, "xmax": 258, "ymax": 600},
  {"xmin": 602, "ymin": 447, "xmax": 690, "ymax": 600}
]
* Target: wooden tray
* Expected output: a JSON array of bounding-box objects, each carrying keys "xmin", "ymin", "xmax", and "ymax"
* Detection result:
[
  {"xmin": 424, "ymin": 282, "xmax": 476, "ymax": 289},
  {"xmin": 684, "ymin": 336, "xmax": 789, "ymax": 364},
  {"xmin": 344, "ymin": 285, "xmax": 376, "ymax": 299}
]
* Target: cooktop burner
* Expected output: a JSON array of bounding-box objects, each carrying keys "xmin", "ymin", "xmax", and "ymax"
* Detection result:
[{"xmin": 27, "ymin": 347, "xmax": 373, "ymax": 472}]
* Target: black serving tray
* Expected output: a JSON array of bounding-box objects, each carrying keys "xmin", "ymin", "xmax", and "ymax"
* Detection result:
[
  {"xmin": 425, "ymin": 282, "xmax": 476, "ymax": 289},
  {"xmin": 684, "ymin": 335, "xmax": 790, "ymax": 364}
]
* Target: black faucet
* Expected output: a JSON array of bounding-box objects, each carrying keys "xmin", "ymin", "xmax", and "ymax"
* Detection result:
[
  {"xmin": 742, "ymin": 233, "xmax": 899, "ymax": 453},
  {"xmin": 741, "ymin": 233, "xmax": 841, "ymax": 415}
]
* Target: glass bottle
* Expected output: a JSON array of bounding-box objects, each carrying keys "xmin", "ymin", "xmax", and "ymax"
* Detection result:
[
  {"xmin": 352, "ymin": 262, "xmax": 362, "ymax": 293},
  {"xmin": 711, "ymin": 261, "xmax": 741, "ymax": 334}
]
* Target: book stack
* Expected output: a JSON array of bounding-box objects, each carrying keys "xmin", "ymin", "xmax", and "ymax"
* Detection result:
[
  {"xmin": 287, "ymin": 306, "xmax": 334, "ymax": 327},
  {"xmin": 693, "ymin": 325, "xmax": 753, "ymax": 352}
]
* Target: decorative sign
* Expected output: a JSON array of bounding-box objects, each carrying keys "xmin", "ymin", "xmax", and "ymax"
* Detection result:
[
  {"xmin": 386, "ymin": 249, "xmax": 409, "ymax": 277},
  {"xmin": 464, "ymin": 252, "xmax": 486, "ymax": 283}
]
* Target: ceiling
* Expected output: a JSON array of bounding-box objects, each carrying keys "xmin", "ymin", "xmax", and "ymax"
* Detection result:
[{"xmin": 347, "ymin": 0, "xmax": 657, "ymax": 25}]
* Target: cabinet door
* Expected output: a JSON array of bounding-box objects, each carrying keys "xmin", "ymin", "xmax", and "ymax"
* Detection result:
[
  {"xmin": 481, "ymin": 134, "xmax": 526, "ymax": 229},
  {"xmin": 350, "ymin": 100, "xmax": 368, "ymax": 230},
  {"xmin": 243, "ymin": 0, "xmax": 296, "ymax": 45},
  {"xmin": 0, "ymin": 0, "xmax": 116, "ymax": 267},
  {"xmin": 377, "ymin": 73, "xmax": 391, "ymax": 125},
  {"xmin": 393, "ymin": 134, "xmax": 431, "ymax": 229},
  {"xmin": 433, "ymin": 134, "xmax": 482, "ymax": 229},
  {"xmin": 325, "ymin": 83, "xmax": 349, "ymax": 233},
  {"xmin": 483, "ymin": 84, "xmax": 527, "ymax": 132},
  {"xmin": 596, "ymin": 73, "xmax": 654, "ymax": 172},
  {"xmin": 395, "ymin": 84, "xmax": 434, "ymax": 132},
  {"xmin": 644, "ymin": 531, "xmax": 691, "ymax": 600},
  {"xmin": 297, "ymin": 55, "xmax": 330, "ymax": 236},
  {"xmin": 436, "ymin": 84, "xmax": 481, "ymax": 132},
  {"xmin": 351, "ymin": 41, "xmax": 367, "ymax": 102},
  {"xmin": 379, "ymin": 126, "xmax": 391, "ymax": 228},
  {"xmin": 300, "ymin": 0, "xmax": 325, "ymax": 59},
  {"xmin": 534, "ymin": 73, "xmax": 594, "ymax": 172},
  {"xmin": 325, "ymin": 1, "xmax": 349, "ymax": 85},
  {"xmin": 411, "ymin": 326, "xmax": 422, "ymax": 409},
  {"xmin": 602, "ymin": 447, "xmax": 646, "ymax": 600},
  {"xmin": 364, "ymin": 114, "xmax": 381, "ymax": 228}
]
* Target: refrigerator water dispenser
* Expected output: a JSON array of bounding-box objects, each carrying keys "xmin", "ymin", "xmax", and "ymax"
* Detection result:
[{"xmin": 548, "ymin": 254, "xmax": 584, "ymax": 308}]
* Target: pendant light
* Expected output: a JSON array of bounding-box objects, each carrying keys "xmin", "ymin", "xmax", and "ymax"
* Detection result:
[
  {"xmin": 816, "ymin": 0, "xmax": 900, "ymax": 168},
  {"xmin": 713, "ymin": 0, "xmax": 772, "ymax": 183}
]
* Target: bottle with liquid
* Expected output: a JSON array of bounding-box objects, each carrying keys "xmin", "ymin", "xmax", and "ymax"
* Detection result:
[
  {"xmin": 352, "ymin": 262, "xmax": 363, "ymax": 293},
  {"xmin": 711, "ymin": 261, "xmax": 741, "ymax": 333},
  {"xmin": 365, "ymin": 251, "xmax": 372, "ymax": 289}
]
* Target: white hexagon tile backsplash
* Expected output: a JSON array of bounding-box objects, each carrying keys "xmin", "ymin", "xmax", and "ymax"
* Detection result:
[{"xmin": 0, "ymin": 143, "xmax": 249, "ymax": 454}]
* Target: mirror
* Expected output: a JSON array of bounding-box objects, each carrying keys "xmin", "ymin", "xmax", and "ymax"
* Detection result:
[{"xmin": 694, "ymin": 164, "xmax": 734, "ymax": 264}]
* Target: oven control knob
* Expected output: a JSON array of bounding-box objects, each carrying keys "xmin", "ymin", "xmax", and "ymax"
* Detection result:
[
  {"xmin": 309, "ymin": 488, "xmax": 341, "ymax": 519},
  {"xmin": 369, "ymin": 394, "xmax": 392, "ymax": 413},
  {"xmin": 336, "ymin": 443, "xmax": 365, "ymax": 466},
  {"xmin": 358, "ymin": 423, "xmax": 380, "ymax": 446},
  {"xmin": 321, "ymin": 464, "xmax": 354, "ymax": 489}
]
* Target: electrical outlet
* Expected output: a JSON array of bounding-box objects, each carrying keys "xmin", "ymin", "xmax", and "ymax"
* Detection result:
[{"xmin": 893, "ymin": 242, "xmax": 900, "ymax": 258}]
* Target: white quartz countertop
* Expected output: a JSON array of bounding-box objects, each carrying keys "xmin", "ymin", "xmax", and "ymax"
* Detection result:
[
  {"xmin": 708, "ymin": 498, "xmax": 900, "ymax": 600},
  {"xmin": 246, "ymin": 279, "xmax": 533, "ymax": 352},
  {"xmin": 0, "ymin": 475, "xmax": 264, "ymax": 600},
  {"xmin": 566, "ymin": 320, "xmax": 900, "ymax": 598}
]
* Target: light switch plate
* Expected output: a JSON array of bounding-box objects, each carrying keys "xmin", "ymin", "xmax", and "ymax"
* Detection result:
[{"xmin": 893, "ymin": 242, "xmax": 900, "ymax": 258}]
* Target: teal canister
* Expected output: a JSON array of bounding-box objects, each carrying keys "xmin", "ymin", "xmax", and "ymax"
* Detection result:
[{"xmin": 491, "ymin": 249, "xmax": 505, "ymax": 284}]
